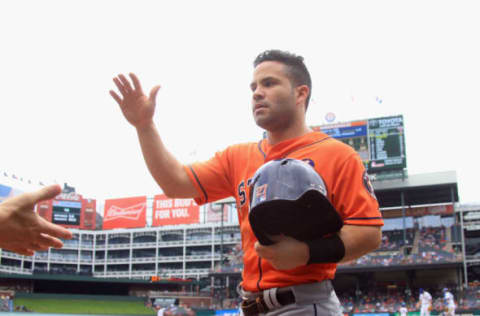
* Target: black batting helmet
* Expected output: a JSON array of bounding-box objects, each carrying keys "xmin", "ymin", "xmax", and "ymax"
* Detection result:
[{"xmin": 249, "ymin": 158, "xmax": 343, "ymax": 245}]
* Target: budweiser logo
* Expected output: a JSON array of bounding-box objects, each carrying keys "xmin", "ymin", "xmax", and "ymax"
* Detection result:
[{"xmin": 104, "ymin": 203, "xmax": 146, "ymax": 222}]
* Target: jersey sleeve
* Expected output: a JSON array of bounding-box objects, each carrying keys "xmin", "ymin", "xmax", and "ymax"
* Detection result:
[
  {"xmin": 183, "ymin": 147, "xmax": 235, "ymax": 205},
  {"xmin": 332, "ymin": 152, "xmax": 383, "ymax": 226}
]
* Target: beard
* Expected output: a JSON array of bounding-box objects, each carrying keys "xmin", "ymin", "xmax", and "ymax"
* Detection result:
[
  {"xmin": 254, "ymin": 110, "xmax": 293, "ymax": 132},
  {"xmin": 253, "ymin": 98, "xmax": 297, "ymax": 132}
]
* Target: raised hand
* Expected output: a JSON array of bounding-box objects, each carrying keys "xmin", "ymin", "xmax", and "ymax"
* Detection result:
[
  {"xmin": 110, "ymin": 73, "xmax": 161, "ymax": 129},
  {"xmin": 0, "ymin": 185, "xmax": 73, "ymax": 256}
]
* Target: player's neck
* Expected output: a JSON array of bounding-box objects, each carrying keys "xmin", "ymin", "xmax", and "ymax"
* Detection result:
[{"xmin": 266, "ymin": 124, "xmax": 312, "ymax": 146}]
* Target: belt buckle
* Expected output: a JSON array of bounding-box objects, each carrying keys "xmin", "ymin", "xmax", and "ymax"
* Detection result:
[
  {"xmin": 240, "ymin": 296, "xmax": 268, "ymax": 316},
  {"xmin": 256, "ymin": 296, "xmax": 267, "ymax": 314}
]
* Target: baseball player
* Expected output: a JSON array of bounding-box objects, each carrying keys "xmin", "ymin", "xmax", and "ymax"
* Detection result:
[
  {"xmin": 442, "ymin": 288, "xmax": 455, "ymax": 316},
  {"xmin": 399, "ymin": 302, "xmax": 408, "ymax": 316},
  {"xmin": 417, "ymin": 288, "xmax": 432, "ymax": 316},
  {"xmin": 110, "ymin": 49, "xmax": 383, "ymax": 315},
  {"xmin": 155, "ymin": 305, "xmax": 165, "ymax": 316}
]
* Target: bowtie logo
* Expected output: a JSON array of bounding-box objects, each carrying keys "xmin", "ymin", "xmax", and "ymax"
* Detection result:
[{"xmin": 104, "ymin": 203, "xmax": 146, "ymax": 221}]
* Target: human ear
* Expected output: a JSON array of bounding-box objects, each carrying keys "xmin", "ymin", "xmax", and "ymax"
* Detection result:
[{"xmin": 296, "ymin": 85, "xmax": 310, "ymax": 108}]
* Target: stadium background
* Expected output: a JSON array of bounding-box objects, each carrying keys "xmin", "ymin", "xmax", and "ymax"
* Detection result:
[{"xmin": 1, "ymin": 115, "xmax": 479, "ymax": 315}]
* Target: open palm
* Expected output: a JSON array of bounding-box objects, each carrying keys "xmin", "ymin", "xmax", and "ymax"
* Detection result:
[{"xmin": 110, "ymin": 73, "xmax": 160, "ymax": 129}]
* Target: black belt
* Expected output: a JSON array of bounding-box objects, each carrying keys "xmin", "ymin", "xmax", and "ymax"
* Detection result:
[{"xmin": 241, "ymin": 288, "xmax": 295, "ymax": 316}]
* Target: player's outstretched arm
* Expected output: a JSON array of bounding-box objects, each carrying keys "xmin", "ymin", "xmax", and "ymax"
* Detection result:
[
  {"xmin": 110, "ymin": 73, "xmax": 198, "ymax": 198},
  {"xmin": 0, "ymin": 185, "xmax": 73, "ymax": 256}
]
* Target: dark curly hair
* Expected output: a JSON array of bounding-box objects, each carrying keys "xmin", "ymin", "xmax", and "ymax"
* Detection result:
[{"xmin": 253, "ymin": 49, "xmax": 312, "ymax": 110}]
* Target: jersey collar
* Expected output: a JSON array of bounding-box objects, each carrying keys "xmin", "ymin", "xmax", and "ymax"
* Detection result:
[{"xmin": 259, "ymin": 131, "xmax": 330, "ymax": 161}]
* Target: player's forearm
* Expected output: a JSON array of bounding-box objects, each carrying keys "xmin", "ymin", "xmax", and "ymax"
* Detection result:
[
  {"xmin": 337, "ymin": 225, "xmax": 382, "ymax": 263},
  {"xmin": 136, "ymin": 123, "xmax": 198, "ymax": 198}
]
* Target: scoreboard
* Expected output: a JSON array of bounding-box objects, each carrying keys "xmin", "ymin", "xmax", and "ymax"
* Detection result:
[
  {"xmin": 312, "ymin": 115, "xmax": 406, "ymax": 173},
  {"xmin": 36, "ymin": 192, "xmax": 96, "ymax": 230},
  {"xmin": 52, "ymin": 200, "xmax": 82, "ymax": 225}
]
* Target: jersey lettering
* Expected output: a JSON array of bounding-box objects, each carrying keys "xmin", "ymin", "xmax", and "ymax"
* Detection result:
[
  {"xmin": 363, "ymin": 170, "xmax": 377, "ymax": 200},
  {"xmin": 184, "ymin": 132, "xmax": 383, "ymax": 292},
  {"xmin": 238, "ymin": 181, "xmax": 246, "ymax": 206}
]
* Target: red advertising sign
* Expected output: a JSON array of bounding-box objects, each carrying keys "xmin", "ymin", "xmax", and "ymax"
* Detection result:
[
  {"xmin": 206, "ymin": 203, "xmax": 230, "ymax": 223},
  {"xmin": 36, "ymin": 200, "xmax": 53, "ymax": 222},
  {"xmin": 103, "ymin": 196, "xmax": 147, "ymax": 229},
  {"xmin": 82, "ymin": 199, "xmax": 96, "ymax": 230},
  {"xmin": 152, "ymin": 194, "xmax": 199, "ymax": 226}
]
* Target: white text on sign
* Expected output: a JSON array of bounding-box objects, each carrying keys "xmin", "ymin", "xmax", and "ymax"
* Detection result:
[{"xmin": 154, "ymin": 208, "xmax": 190, "ymax": 220}]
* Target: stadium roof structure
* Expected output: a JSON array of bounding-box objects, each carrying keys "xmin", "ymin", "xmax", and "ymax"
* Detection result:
[{"xmin": 372, "ymin": 170, "xmax": 459, "ymax": 208}]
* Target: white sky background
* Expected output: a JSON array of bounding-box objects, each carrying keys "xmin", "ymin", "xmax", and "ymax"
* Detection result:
[{"xmin": 0, "ymin": 0, "xmax": 479, "ymax": 204}]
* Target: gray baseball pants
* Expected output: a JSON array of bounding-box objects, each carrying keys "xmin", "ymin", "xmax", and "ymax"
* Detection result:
[{"xmin": 238, "ymin": 280, "xmax": 343, "ymax": 316}]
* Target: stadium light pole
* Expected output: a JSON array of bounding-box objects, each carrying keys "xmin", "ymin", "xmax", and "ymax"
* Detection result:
[
  {"xmin": 454, "ymin": 187, "xmax": 468, "ymax": 288},
  {"xmin": 211, "ymin": 196, "xmax": 235, "ymax": 308},
  {"xmin": 211, "ymin": 197, "xmax": 235, "ymax": 266},
  {"xmin": 401, "ymin": 192, "xmax": 407, "ymax": 246}
]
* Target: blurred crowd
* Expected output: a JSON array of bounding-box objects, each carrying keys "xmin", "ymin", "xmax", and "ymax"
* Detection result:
[
  {"xmin": 206, "ymin": 286, "xmax": 480, "ymax": 313},
  {"xmin": 340, "ymin": 286, "xmax": 480, "ymax": 313},
  {"xmin": 207, "ymin": 224, "xmax": 480, "ymax": 313},
  {"xmin": 214, "ymin": 226, "xmax": 464, "ymax": 273},
  {"xmin": 341, "ymin": 226, "xmax": 461, "ymax": 268},
  {"xmin": 0, "ymin": 294, "xmax": 13, "ymax": 312}
]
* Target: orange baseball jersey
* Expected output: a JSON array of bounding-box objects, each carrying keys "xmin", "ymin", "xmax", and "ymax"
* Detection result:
[{"xmin": 184, "ymin": 131, "xmax": 383, "ymax": 292}]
